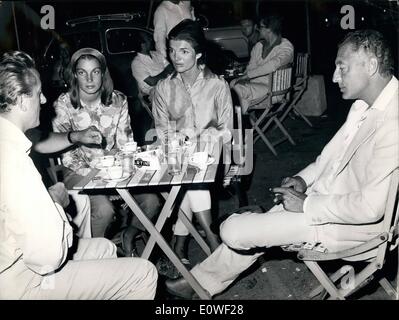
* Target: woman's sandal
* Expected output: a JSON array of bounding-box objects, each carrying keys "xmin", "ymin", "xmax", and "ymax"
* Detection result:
[
  {"xmin": 180, "ymin": 258, "xmax": 191, "ymax": 267},
  {"xmin": 180, "ymin": 258, "xmax": 191, "ymax": 269}
]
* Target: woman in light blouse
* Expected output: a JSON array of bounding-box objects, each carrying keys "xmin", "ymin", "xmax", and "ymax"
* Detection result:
[{"xmin": 152, "ymin": 19, "xmax": 233, "ymax": 265}]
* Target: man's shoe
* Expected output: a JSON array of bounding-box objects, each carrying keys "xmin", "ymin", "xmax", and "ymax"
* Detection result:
[{"xmin": 165, "ymin": 277, "xmax": 195, "ymax": 299}]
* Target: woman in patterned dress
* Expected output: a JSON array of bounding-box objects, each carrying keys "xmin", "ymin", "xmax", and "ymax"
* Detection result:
[{"xmin": 52, "ymin": 48, "xmax": 161, "ymax": 256}]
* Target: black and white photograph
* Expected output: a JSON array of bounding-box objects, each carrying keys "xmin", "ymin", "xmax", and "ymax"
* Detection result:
[{"xmin": 0, "ymin": 0, "xmax": 398, "ymax": 309}]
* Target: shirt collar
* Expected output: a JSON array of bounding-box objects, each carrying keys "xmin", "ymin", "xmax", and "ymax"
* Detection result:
[
  {"xmin": 171, "ymin": 65, "xmax": 213, "ymax": 81},
  {"xmin": 137, "ymin": 52, "xmax": 152, "ymax": 60},
  {"xmin": 165, "ymin": 1, "xmax": 183, "ymax": 9},
  {"xmin": 79, "ymin": 98, "xmax": 102, "ymax": 109},
  {"xmin": 136, "ymin": 52, "xmax": 147, "ymax": 58},
  {"xmin": 369, "ymin": 75, "xmax": 398, "ymax": 111},
  {"xmin": 352, "ymin": 76, "xmax": 397, "ymax": 113},
  {"xmin": 0, "ymin": 116, "xmax": 32, "ymax": 154}
]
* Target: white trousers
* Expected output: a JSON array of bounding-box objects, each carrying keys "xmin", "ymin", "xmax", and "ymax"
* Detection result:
[
  {"xmin": 68, "ymin": 191, "xmax": 92, "ymax": 238},
  {"xmin": 173, "ymin": 189, "xmax": 211, "ymax": 236},
  {"xmin": 190, "ymin": 206, "xmax": 318, "ymax": 296},
  {"xmin": 12, "ymin": 238, "xmax": 158, "ymax": 300},
  {"xmin": 231, "ymin": 78, "xmax": 271, "ymax": 114}
]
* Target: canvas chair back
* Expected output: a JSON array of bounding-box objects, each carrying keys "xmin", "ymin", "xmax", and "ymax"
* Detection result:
[
  {"xmin": 295, "ymin": 52, "xmax": 309, "ymax": 80},
  {"xmin": 375, "ymin": 168, "xmax": 399, "ymax": 264},
  {"xmin": 279, "ymin": 53, "xmax": 313, "ymax": 127},
  {"xmin": 231, "ymin": 105, "xmax": 245, "ymax": 167},
  {"xmin": 242, "ymin": 63, "xmax": 296, "ymax": 156},
  {"xmin": 223, "ymin": 105, "xmax": 251, "ymax": 207},
  {"xmin": 137, "ymin": 87, "xmax": 154, "ymax": 120},
  {"xmin": 47, "ymin": 156, "xmax": 64, "ymax": 184},
  {"xmin": 271, "ymin": 64, "xmax": 293, "ymax": 96},
  {"xmin": 295, "ymin": 168, "xmax": 399, "ymax": 299}
]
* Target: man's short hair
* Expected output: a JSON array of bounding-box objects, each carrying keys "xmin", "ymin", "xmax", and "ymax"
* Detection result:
[
  {"xmin": 339, "ymin": 29, "xmax": 394, "ymax": 77},
  {"xmin": 0, "ymin": 51, "xmax": 37, "ymax": 113},
  {"xmin": 259, "ymin": 15, "xmax": 283, "ymax": 36},
  {"xmin": 240, "ymin": 19, "xmax": 254, "ymax": 27}
]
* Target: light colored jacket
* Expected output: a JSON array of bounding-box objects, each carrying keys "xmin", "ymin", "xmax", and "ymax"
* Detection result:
[
  {"xmin": 298, "ymin": 77, "xmax": 398, "ymax": 254},
  {"xmin": 246, "ymin": 38, "xmax": 294, "ymax": 79},
  {"xmin": 231, "ymin": 38, "xmax": 294, "ymax": 112}
]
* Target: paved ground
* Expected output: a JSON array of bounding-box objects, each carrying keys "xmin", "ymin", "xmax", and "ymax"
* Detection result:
[{"xmin": 155, "ymin": 104, "xmax": 398, "ymax": 300}]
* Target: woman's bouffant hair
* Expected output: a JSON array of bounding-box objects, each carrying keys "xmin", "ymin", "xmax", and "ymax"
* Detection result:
[
  {"xmin": 168, "ymin": 19, "xmax": 207, "ymax": 65},
  {"xmin": 64, "ymin": 48, "xmax": 114, "ymax": 109},
  {"xmin": 258, "ymin": 15, "xmax": 283, "ymax": 36}
]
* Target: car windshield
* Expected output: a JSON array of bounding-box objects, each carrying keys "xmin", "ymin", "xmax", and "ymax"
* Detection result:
[
  {"xmin": 106, "ymin": 28, "xmax": 148, "ymax": 54},
  {"xmin": 60, "ymin": 32, "xmax": 101, "ymax": 53},
  {"xmin": 194, "ymin": 0, "xmax": 241, "ymax": 28}
]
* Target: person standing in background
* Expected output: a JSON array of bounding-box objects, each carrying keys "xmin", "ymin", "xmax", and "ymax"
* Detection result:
[{"xmin": 153, "ymin": 0, "xmax": 195, "ymax": 59}]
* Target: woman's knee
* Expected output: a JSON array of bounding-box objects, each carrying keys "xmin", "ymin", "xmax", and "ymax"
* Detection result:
[
  {"xmin": 89, "ymin": 195, "xmax": 115, "ymax": 221},
  {"xmin": 134, "ymin": 193, "xmax": 161, "ymax": 219}
]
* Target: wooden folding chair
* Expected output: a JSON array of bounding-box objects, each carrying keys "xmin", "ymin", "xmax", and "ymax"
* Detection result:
[
  {"xmin": 234, "ymin": 63, "xmax": 296, "ymax": 156},
  {"xmin": 138, "ymin": 91, "xmax": 154, "ymax": 121},
  {"xmin": 47, "ymin": 156, "xmax": 64, "ymax": 184},
  {"xmin": 223, "ymin": 105, "xmax": 252, "ymax": 207},
  {"xmin": 284, "ymin": 168, "xmax": 399, "ymax": 300},
  {"xmin": 279, "ymin": 53, "xmax": 313, "ymax": 127}
]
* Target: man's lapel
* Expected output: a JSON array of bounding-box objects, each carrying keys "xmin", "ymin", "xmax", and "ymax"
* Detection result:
[{"xmin": 335, "ymin": 108, "xmax": 381, "ymax": 176}]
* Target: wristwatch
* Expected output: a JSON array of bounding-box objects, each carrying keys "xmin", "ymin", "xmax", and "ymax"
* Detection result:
[{"xmin": 67, "ymin": 131, "xmax": 74, "ymax": 144}]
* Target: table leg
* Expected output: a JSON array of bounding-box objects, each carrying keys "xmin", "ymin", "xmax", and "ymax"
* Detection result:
[
  {"xmin": 117, "ymin": 188, "xmax": 211, "ymax": 300},
  {"xmin": 144, "ymin": 186, "xmax": 181, "ymax": 259},
  {"xmin": 160, "ymin": 192, "xmax": 211, "ymax": 257}
]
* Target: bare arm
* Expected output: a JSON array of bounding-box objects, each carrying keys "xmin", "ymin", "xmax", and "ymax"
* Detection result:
[{"xmin": 33, "ymin": 127, "xmax": 103, "ymax": 154}]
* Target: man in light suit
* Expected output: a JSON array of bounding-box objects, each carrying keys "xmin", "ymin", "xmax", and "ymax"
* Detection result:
[{"xmin": 165, "ymin": 29, "xmax": 398, "ymax": 299}]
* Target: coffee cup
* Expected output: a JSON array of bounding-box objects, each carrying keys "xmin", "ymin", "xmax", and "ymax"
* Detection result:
[
  {"xmin": 100, "ymin": 155, "xmax": 115, "ymax": 167},
  {"xmin": 107, "ymin": 166, "xmax": 123, "ymax": 179},
  {"xmin": 189, "ymin": 151, "xmax": 208, "ymax": 169},
  {"xmin": 123, "ymin": 141, "xmax": 137, "ymax": 153}
]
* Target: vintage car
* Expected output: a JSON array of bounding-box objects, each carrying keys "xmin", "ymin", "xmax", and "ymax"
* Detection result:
[{"xmin": 39, "ymin": 9, "xmax": 248, "ymax": 143}]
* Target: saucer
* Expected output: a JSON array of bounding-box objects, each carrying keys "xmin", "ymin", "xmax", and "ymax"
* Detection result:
[
  {"xmin": 102, "ymin": 174, "xmax": 131, "ymax": 183},
  {"xmin": 188, "ymin": 156, "xmax": 215, "ymax": 168},
  {"xmin": 206, "ymin": 156, "xmax": 215, "ymax": 165},
  {"xmin": 95, "ymin": 163, "xmax": 114, "ymax": 170}
]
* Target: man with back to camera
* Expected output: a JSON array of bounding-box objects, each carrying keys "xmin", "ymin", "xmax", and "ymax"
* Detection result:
[
  {"xmin": 26, "ymin": 126, "xmax": 103, "ymax": 238},
  {"xmin": 0, "ymin": 51, "xmax": 158, "ymax": 299},
  {"xmin": 165, "ymin": 29, "xmax": 398, "ymax": 299}
]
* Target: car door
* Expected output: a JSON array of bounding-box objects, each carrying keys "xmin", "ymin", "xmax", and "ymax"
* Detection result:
[
  {"xmin": 104, "ymin": 27, "xmax": 155, "ymax": 145},
  {"xmin": 104, "ymin": 27, "xmax": 153, "ymax": 99}
]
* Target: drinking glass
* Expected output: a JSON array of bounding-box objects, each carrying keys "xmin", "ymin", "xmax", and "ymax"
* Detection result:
[{"xmin": 167, "ymin": 148, "xmax": 182, "ymax": 176}]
